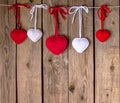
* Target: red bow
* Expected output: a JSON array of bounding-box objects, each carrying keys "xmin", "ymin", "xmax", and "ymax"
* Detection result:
[
  {"xmin": 49, "ymin": 6, "xmax": 68, "ymax": 35},
  {"xmin": 98, "ymin": 5, "xmax": 110, "ymax": 29}
]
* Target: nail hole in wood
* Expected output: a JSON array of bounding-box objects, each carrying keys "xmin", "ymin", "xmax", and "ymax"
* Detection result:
[
  {"xmin": 26, "ymin": 62, "xmax": 30, "ymax": 68},
  {"xmin": 48, "ymin": 58, "xmax": 52, "ymax": 62},
  {"xmin": 81, "ymin": 95, "xmax": 84, "ymax": 100},
  {"xmin": 69, "ymin": 85, "xmax": 75, "ymax": 93},
  {"xmin": 110, "ymin": 65, "xmax": 115, "ymax": 71},
  {"xmin": 112, "ymin": 21, "xmax": 115, "ymax": 25},
  {"xmin": 106, "ymin": 93, "xmax": 109, "ymax": 97}
]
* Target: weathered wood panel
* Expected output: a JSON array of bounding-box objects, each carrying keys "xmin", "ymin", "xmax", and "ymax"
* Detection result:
[
  {"xmin": 0, "ymin": 0, "xmax": 16, "ymax": 103},
  {"xmin": 43, "ymin": 0, "xmax": 69, "ymax": 103},
  {"xmin": 0, "ymin": 0, "xmax": 120, "ymax": 103},
  {"xmin": 95, "ymin": 0, "xmax": 120, "ymax": 103},
  {"xmin": 17, "ymin": 0, "xmax": 42, "ymax": 103},
  {"xmin": 68, "ymin": 0, "xmax": 94, "ymax": 103}
]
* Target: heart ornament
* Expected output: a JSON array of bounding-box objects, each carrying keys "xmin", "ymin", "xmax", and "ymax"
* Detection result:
[
  {"xmin": 96, "ymin": 29, "xmax": 110, "ymax": 42},
  {"xmin": 10, "ymin": 29, "xmax": 27, "ymax": 44},
  {"xmin": 69, "ymin": 6, "xmax": 89, "ymax": 53},
  {"xmin": 27, "ymin": 4, "xmax": 48, "ymax": 42},
  {"xmin": 72, "ymin": 38, "xmax": 89, "ymax": 53},
  {"xmin": 8, "ymin": 4, "xmax": 31, "ymax": 44},
  {"xmin": 46, "ymin": 6, "xmax": 68, "ymax": 55},
  {"xmin": 46, "ymin": 35, "xmax": 67, "ymax": 55},
  {"xmin": 96, "ymin": 5, "xmax": 110, "ymax": 42},
  {"xmin": 27, "ymin": 29, "xmax": 42, "ymax": 42}
]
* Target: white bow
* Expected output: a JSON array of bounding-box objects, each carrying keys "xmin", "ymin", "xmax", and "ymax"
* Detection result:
[
  {"xmin": 30, "ymin": 4, "xmax": 48, "ymax": 30},
  {"xmin": 69, "ymin": 6, "xmax": 89, "ymax": 38}
]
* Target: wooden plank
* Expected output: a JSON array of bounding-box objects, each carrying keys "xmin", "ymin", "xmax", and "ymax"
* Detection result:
[
  {"xmin": 68, "ymin": 0, "xmax": 94, "ymax": 103},
  {"xmin": 43, "ymin": 0, "xmax": 69, "ymax": 103},
  {"xmin": 0, "ymin": 0, "xmax": 16, "ymax": 103},
  {"xmin": 95, "ymin": 0, "xmax": 120, "ymax": 103},
  {"xmin": 17, "ymin": 0, "xmax": 42, "ymax": 103}
]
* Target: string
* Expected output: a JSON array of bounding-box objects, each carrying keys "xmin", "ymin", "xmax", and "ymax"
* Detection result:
[
  {"xmin": 69, "ymin": 6, "xmax": 89, "ymax": 38},
  {"xmin": 0, "ymin": 4, "xmax": 11, "ymax": 7},
  {"xmin": 49, "ymin": 6, "xmax": 68, "ymax": 35},
  {"xmin": 8, "ymin": 4, "xmax": 31, "ymax": 29},
  {"xmin": 97, "ymin": 5, "xmax": 110, "ymax": 29},
  {"xmin": 30, "ymin": 4, "xmax": 48, "ymax": 31},
  {"xmin": 1, "ymin": 3, "xmax": 120, "ymax": 9},
  {"xmin": 16, "ymin": 7, "xmax": 20, "ymax": 29}
]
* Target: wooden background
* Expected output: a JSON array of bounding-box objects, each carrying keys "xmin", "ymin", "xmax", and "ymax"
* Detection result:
[{"xmin": 0, "ymin": 0, "xmax": 119, "ymax": 103}]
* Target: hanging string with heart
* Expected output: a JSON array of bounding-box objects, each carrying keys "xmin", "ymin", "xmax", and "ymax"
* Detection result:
[
  {"xmin": 45, "ymin": 6, "xmax": 69, "ymax": 55},
  {"xmin": 96, "ymin": 5, "xmax": 111, "ymax": 42},
  {"xmin": 8, "ymin": 4, "xmax": 31, "ymax": 29}
]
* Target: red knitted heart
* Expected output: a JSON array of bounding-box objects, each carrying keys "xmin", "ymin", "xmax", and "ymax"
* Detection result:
[
  {"xmin": 10, "ymin": 29, "xmax": 27, "ymax": 44},
  {"xmin": 96, "ymin": 29, "xmax": 110, "ymax": 42},
  {"xmin": 46, "ymin": 35, "xmax": 67, "ymax": 55}
]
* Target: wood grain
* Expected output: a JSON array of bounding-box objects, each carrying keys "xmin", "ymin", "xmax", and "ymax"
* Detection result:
[
  {"xmin": 17, "ymin": 0, "xmax": 42, "ymax": 103},
  {"xmin": 68, "ymin": 0, "xmax": 94, "ymax": 103},
  {"xmin": 95, "ymin": 0, "xmax": 120, "ymax": 103},
  {"xmin": 0, "ymin": 0, "xmax": 120, "ymax": 103},
  {"xmin": 0, "ymin": 0, "xmax": 16, "ymax": 103},
  {"xmin": 43, "ymin": 0, "xmax": 69, "ymax": 103}
]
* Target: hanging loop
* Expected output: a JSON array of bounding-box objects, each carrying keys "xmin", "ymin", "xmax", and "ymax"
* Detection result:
[
  {"xmin": 49, "ymin": 6, "xmax": 68, "ymax": 35},
  {"xmin": 69, "ymin": 6, "xmax": 89, "ymax": 38},
  {"xmin": 8, "ymin": 3, "xmax": 31, "ymax": 29},
  {"xmin": 30, "ymin": 4, "xmax": 48, "ymax": 30},
  {"xmin": 97, "ymin": 5, "xmax": 110, "ymax": 29}
]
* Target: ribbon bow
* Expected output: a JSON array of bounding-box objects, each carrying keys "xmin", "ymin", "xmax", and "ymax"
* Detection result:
[
  {"xmin": 49, "ymin": 6, "xmax": 68, "ymax": 19},
  {"xmin": 30, "ymin": 4, "xmax": 48, "ymax": 30},
  {"xmin": 98, "ymin": 5, "xmax": 110, "ymax": 29},
  {"xmin": 69, "ymin": 6, "xmax": 89, "ymax": 38},
  {"xmin": 30, "ymin": 4, "xmax": 48, "ymax": 20},
  {"xmin": 98, "ymin": 5, "xmax": 110, "ymax": 21},
  {"xmin": 9, "ymin": 4, "xmax": 31, "ymax": 29},
  {"xmin": 49, "ymin": 6, "xmax": 68, "ymax": 35}
]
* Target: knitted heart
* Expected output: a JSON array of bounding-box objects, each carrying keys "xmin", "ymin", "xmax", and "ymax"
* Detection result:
[
  {"xmin": 72, "ymin": 38, "xmax": 89, "ymax": 53},
  {"xmin": 27, "ymin": 29, "xmax": 42, "ymax": 42},
  {"xmin": 46, "ymin": 35, "xmax": 67, "ymax": 55},
  {"xmin": 96, "ymin": 29, "xmax": 110, "ymax": 42},
  {"xmin": 10, "ymin": 29, "xmax": 27, "ymax": 44}
]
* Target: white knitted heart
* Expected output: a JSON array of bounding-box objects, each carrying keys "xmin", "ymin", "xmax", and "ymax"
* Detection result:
[
  {"xmin": 72, "ymin": 38, "xmax": 89, "ymax": 53},
  {"xmin": 27, "ymin": 29, "xmax": 42, "ymax": 42}
]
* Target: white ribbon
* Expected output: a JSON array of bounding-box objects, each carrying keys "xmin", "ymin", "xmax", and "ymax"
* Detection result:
[
  {"xmin": 30, "ymin": 4, "xmax": 48, "ymax": 30},
  {"xmin": 69, "ymin": 6, "xmax": 89, "ymax": 38}
]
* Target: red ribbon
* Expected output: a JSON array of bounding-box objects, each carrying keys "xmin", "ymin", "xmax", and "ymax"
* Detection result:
[
  {"xmin": 98, "ymin": 5, "xmax": 110, "ymax": 29},
  {"xmin": 49, "ymin": 6, "xmax": 68, "ymax": 35},
  {"xmin": 8, "ymin": 4, "xmax": 31, "ymax": 29}
]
